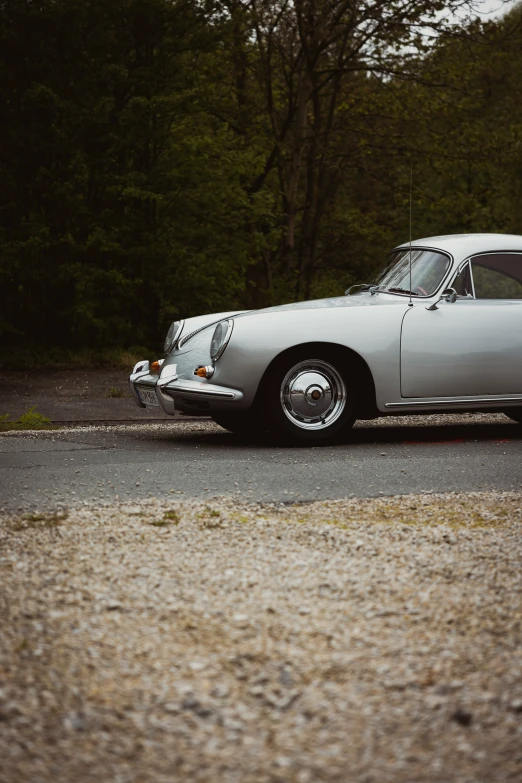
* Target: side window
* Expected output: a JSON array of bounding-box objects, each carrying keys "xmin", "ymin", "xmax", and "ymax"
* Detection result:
[
  {"xmin": 452, "ymin": 262, "xmax": 473, "ymax": 297},
  {"xmin": 471, "ymin": 254, "xmax": 522, "ymax": 299}
]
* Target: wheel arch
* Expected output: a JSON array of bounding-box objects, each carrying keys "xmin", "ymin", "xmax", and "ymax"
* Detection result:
[{"xmin": 253, "ymin": 341, "xmax": 378, "ymax": 419}]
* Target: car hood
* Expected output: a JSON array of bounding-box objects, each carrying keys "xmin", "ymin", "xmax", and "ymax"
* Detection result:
[
  {"xmin": 175, "ymin": 293, "xmax": 403, "ymax": 351},
  {"xmin": 239, "ymin": 291, "xmax": 402, "ymax": 317},
  {"xmin": 182, "ymin": 293, "xmax": 400, "ymax": 339}
]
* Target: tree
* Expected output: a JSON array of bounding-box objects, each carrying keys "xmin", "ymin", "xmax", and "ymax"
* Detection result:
[{"xmin": 225, "ymin": 0, "xmax": 501, "ymax": 300}]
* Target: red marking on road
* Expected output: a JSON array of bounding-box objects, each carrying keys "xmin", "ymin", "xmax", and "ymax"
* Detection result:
[
  {"xmin": 403, "ymin": 439, "xmax": 465, "ymax": 445},
  {"xmin": 402, "ymin": 438, "xmax": 512, "ymax": 446}
]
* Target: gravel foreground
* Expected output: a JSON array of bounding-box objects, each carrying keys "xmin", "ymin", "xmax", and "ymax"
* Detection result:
[{"xmin": 1, "ymin": 493, "xmax": 521, "ymax": 783}]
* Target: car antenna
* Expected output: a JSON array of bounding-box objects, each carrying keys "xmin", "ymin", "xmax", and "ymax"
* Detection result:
[{"xmin": 408, "ymin": 163, "xmax": 413, "ymax": 307}]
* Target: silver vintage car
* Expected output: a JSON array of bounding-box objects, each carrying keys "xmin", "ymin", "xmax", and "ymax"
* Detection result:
[{"xmin": 129, "ymin": 233, "xmax": 522, "ymax": 443}]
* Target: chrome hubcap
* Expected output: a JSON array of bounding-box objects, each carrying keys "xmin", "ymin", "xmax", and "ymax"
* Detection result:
[{"xmin": 280, "ymin": 360, "xmax": 346, "ymax": 430}]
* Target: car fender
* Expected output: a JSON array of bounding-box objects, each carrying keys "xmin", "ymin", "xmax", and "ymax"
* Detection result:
[{"xmin": 212, "ymin": 302, "xmax": 410, "ymax": 411}]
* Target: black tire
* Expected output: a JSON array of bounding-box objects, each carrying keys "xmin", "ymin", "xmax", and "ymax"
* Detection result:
[
  {"xmin": 211, "ymin": 411, "xmax": 265, "ymax": 436},
  {"xmin": 260, "ymin": 347, "xmax": 356, "ymax": 445},
  {"xmin": 504, "ymin": 408, "xmax": 522, "ymax": 424}
]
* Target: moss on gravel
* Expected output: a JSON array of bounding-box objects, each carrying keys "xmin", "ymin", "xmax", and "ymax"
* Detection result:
[{"xmin": 0, "ymin": 406, "xmax": 58, "ymax": 432}]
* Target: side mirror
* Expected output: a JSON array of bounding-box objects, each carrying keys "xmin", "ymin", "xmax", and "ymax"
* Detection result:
[
  {"xmin": 426, "ymin": 287, "xmax": 458, "ymax": 311},
  {"xmin": 445, "ymin": 288, "xmax": 458, "ymax": 304}
]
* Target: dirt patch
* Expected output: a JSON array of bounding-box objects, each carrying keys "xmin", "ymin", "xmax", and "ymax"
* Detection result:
[{"xmin": 0, "ymin": 369, "xmax": 173, "ymax": 422}]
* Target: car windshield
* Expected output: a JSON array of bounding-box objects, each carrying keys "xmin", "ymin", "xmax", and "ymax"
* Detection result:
[{"xmin": 373, "ymin": 248, "xmax": 451, "ymax": 296}]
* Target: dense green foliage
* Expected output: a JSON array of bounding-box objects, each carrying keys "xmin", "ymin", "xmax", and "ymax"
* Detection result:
[{"xmin": 1, "ymin": 0, "xmax": 521, "ymax": 353}]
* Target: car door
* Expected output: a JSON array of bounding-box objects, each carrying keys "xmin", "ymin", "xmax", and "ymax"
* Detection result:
[{"xmin": 400, "ymin": 252, "xmax": 522, "ymax": 398}]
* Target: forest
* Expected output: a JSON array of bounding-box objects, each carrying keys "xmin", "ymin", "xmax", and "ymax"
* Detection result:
[{"xmin": 1, "ymin": 0, "xmax": 521, "ymax": 356}]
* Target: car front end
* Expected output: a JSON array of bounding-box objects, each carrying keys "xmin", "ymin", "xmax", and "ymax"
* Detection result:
[{"xmin": 129, "ymin": 311, "xmax": 251, "ymax": 418}]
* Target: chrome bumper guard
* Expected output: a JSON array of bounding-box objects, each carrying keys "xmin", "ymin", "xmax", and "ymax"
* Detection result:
[{"xmin": 129, "ymin": 360, "xmax": 156, "ymax": 409}]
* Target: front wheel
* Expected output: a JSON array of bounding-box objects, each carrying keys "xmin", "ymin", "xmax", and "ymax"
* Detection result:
[
  {"xmin": 504, "ymin": 408, "xmax": 522, "ymax": 424},
  {"xmin": 262, "ymin": 351, "xmax": 356, "ymax": 444}
]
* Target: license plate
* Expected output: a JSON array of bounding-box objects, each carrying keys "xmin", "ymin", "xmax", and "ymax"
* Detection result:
[{"xmin": 138, "ymin": 388, "xmax": 159, "ymax": 407}]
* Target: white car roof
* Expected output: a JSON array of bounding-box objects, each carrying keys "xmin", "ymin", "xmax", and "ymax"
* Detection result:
[{"xmin": 396, "ymin": 233, "xmax": 522, "ymax": 261}]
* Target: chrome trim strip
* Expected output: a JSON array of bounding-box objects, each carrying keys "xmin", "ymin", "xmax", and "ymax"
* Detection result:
[
  {"xmin": 386, "ymin": 396, "xmax": 522, "ymax": 409},
  {"xmin": 211, "ymin": 319, "xmax": 234, "ymax": 361},
  {"xmin": 165, "ymin": 382, "xmax": 237, "ymax": 399},
  {"xmin": 469, "ymin": 260, "xmax": 476, "ymax": 299},
  {"xmin": 164, "ymin": 319, "xmax": 185, "ymax": 354},
  {"xmin": 179, "ymin": 313, "xmax": 240, "ymax": 349}
]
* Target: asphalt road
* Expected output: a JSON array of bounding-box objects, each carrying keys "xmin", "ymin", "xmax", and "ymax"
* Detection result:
[{"xmin": 1, "ymin": 415, "xmax": 522, "ymax": 513}]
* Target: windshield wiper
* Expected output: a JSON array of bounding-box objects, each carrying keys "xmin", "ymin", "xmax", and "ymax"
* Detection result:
[
  {"xmin": 345, "ymin": 283, "xmax": 380, "ymax": 295},
  {"xmin": 383, "ymin": 287, "xmax": 418, "ymax": 296}
]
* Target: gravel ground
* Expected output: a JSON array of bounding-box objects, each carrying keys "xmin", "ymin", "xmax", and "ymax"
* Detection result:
[
  {"xmin": 0, "ymin": 410, "xmax": 516, "ymax": 438},
  {"xmin": 1, "ymin": 492, "xmax": 521, "ymax": 782}
]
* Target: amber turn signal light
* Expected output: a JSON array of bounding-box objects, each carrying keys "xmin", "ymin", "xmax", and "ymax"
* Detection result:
[
  {"xmin": 194, "ymin": 365, "xmax": 215, "ymax": 379},
  {"xmin": 150, "ymin": 360, "xmax": 161, "ymax": 373}
]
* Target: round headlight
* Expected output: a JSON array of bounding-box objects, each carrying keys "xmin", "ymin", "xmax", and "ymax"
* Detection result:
[
  {"xmin": 210, "ymin": 319, "xmax": 233, "ymax": 361},
  {"xmin": 164, "ymin": 320, "xmax": 184, "ymax": 354}
]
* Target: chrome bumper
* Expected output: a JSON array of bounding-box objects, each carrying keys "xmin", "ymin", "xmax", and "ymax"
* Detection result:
[
  {"xmin": 129, "ymin": 360, "xmax": 154, "ymax": 409},
  {"xmin": 129, "ymin": 359, "xmax": 243, "ymax": 416}
]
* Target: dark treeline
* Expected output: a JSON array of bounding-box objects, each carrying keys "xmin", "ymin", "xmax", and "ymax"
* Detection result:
[{"xmin": 1, "ymin": 0, "xmax": 521, "ymax": 352}]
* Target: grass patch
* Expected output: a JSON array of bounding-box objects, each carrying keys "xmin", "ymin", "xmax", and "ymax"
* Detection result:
[
  {"xmin": 105, "ymin": 386, "xmax": 125, "ymax": 398},
  {"xmin": 198, "ymin": 506, "xmax": 224, "ymax": 529},
  {"xmin": 149, "ymin": 510, "xmax": 181, "ymax": 527},
  {"xmin": 0, "ymin": 406, "xmax": 58, "ymax": 432},
  {"xmin": 8, "ymin": 509, "xmax": 68, "ymax": 531}
]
